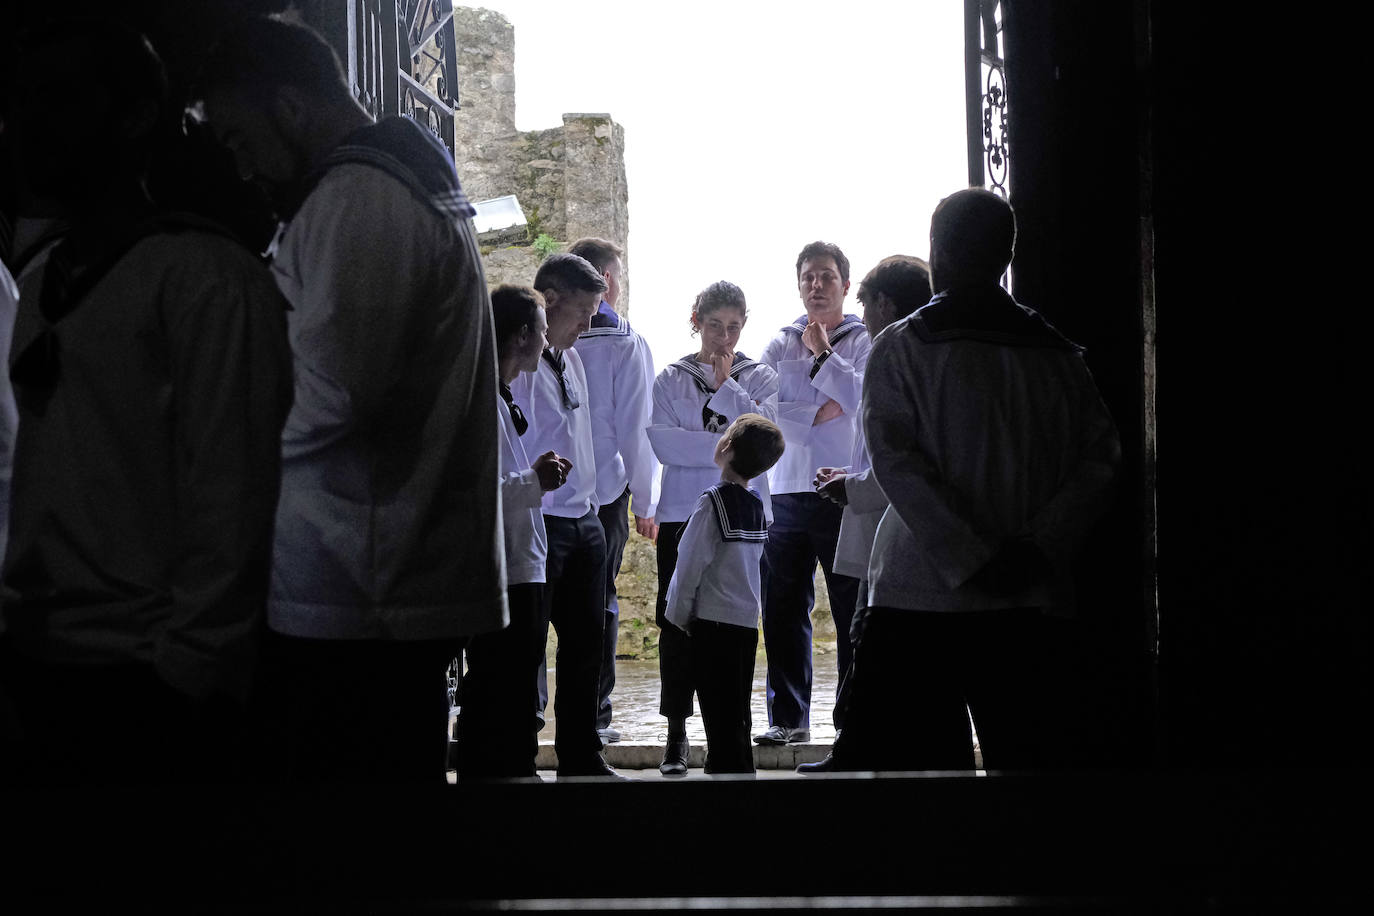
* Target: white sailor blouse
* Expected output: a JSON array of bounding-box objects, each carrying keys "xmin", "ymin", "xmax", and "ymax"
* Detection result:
[
  {"xmin": 759, "ymin": 313, "xmax": 871, "ymax": 495},
  {"xmin": 573, "ymin": 303, "xmax": 659, "ymax": 518},
  {"xmin": 646, "ymin": 354, "xmax": 779, "ymax": 524}
]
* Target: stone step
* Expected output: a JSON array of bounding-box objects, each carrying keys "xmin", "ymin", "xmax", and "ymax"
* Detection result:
[{"xmin": 535, "ymin": 740, "xmax": 832, "ymax": 770}]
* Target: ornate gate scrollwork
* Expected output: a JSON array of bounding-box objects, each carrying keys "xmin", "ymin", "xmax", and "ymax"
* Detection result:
[
  {"xmin": 965, "ymin": 0, "xmax": 1008, "ymax": 198},
  {"xmin": 398, "ymin": 0, "xmax": 459, "ymax": 155},
  {"xmin": 335, "ymin": 0, "xmax": 460, "ymax": 158}
]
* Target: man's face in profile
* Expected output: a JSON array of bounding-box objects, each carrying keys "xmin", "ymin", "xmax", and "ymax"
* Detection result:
[
  {"xmin": 203, "ymin": 89, "xmax": 307, "ymax": 212},
  {"xmin": 543, "ymin": 287, "xmax": 601, "ymax": 350},
  {"xmin": 600, "ymin": 256, "xmax": 623, "ymax": 308}
]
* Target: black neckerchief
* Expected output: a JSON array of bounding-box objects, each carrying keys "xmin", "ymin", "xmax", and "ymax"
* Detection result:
[
  {"xmin": 499, "ymin": 381, "xmax": 528, "ymax": 436},
  {"xmin": 672, "ymin": 352, "xmax": 757, "ymax": 432},
  {"xmin": 542, "ymin": 348, "xmax": 580, "ymax": 410}
]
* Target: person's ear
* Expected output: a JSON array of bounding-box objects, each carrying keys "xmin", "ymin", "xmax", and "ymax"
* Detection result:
[
  {"xmin": 270, "ymin": 85, "xmax": 311, "ymax": 134},
  {"xmin": 540, "ymin": 287, "xmax": 561, "ymax": 311}
]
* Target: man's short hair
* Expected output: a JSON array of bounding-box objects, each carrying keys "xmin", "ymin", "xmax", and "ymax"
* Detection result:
[
  {"xmin": 18, "ymin": 18, "xmax": 168, "ymax": 131},
  {"xmin": 567, "ymin": 237, "xmax": 624, "ymax": 275},
  {"xmin": 534, "ymin": 252, "xmax": 608, "ymax": 297},
  {"xmin": 197, "ymin": 15, "xmax": 350, "ymax": 105},
  {"xmin": 930, "ymin": 188, "xmax": 1016, "ymax": 283},
  {"xmin": 723, "ymin": 413, "xmax": 785, "ymax": 481},
  {"xmin": 490, "ymin": 284, "xmax": 544, "ymax": 351},
  {"xmin": 857, "ymin": 255, "xmax": 933, "ymax": 319},
  {"xmin": 795, "ymin": 241, "xmax": 850, "ymax": 284}
]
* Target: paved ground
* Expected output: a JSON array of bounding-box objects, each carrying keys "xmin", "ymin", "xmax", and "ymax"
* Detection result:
[{"xmin": 540, "ymin": 653, "xmax": 842, "ymax": 746}]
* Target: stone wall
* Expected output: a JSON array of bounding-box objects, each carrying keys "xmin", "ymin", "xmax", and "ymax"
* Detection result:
[{"xmin": 452, "ymin": 8, "xmax": 631, "ymax": 311}]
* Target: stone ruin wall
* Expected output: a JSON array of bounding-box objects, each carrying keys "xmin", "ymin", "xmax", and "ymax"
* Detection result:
[{"xmin": 451, "ymin": 7, "xmax": 632, "ymax": 314}]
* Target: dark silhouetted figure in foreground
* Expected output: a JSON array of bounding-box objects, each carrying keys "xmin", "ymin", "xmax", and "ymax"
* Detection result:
[
  {"xmin": 834, "ymin": 189, "xmax": 1120, "ymax": 772},
  {"xmin": 198, "ymin": 16, "xmax": 505, "ymax": 783},
  {"xmin": 0, "ymin": 21, "xmax": 292, "ymax": 783}
]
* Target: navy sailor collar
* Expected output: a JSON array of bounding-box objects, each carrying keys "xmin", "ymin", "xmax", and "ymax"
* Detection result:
[
  {"xmin": 706, "ymin": 482, "xmax": 767, "ymax": 542},
  {"xmin": 291, "ymin": 116, "xmax": 476, "ymax": 225},
  {"xmin": 580, "ymin": 300, "xmax": 630, "ymax": 337},
  {"xmin": 671, "ymin": 352, "xmax": 758, "ymax": 396},
  {"xmin": 780, "ymin": 313, "xmax": 865, "ymax": 345},
  {"xmin": 909, "ymin": 286, "xmax": 1082, "ymax": 351}
]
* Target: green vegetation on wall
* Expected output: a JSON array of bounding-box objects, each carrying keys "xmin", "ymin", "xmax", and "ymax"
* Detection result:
[{"xmin": 532, "ymin": 233, "xmax": 560, "ymax": 261}]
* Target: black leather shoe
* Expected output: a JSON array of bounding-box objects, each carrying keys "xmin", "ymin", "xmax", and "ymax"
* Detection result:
[
  {"xmin": 659, "ymin": 736, "xmax": 690, "ymax": 777},
  {"xmin": 754, "ymin": 725, "xmax": 810, "ymax": 745},
  {"xmin": 557, "ymin": 758, "xmax": 630, "ymax": 780},
  {"xmin": 796, "ymin": 752, "xmax": 834, "ymax": 774}
]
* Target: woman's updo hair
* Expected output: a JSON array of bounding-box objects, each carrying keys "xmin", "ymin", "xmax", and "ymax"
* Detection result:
[{"xmin": 690, "ymin": 280, "xmax": 747, "ymax": 334}]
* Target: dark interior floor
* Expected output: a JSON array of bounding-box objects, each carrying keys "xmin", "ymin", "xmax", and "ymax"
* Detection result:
[{"xmin": 6, "ymin": 769, "xmax": 1370, "ymax": 912}]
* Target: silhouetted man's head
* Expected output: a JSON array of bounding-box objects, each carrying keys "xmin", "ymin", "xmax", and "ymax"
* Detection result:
[
  {"xmin": 196, "ymin": 16, "xmax": 361, "ymax": 212},
  {"xmin": 928, "ymin": 188, "xmax": 1015, "ymax": 292},
  {"xmin": 857, "ymin": 255, "xmax": 932, "ymax": 337},
  {"xmin": 10, "ymin": 19, "xmax": 168, "ymax": 207}
]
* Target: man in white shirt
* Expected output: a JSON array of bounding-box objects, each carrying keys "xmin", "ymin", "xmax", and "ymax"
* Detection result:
[
  {"xmin": 836, "ymin": 189, "xmax": 1120, "ymax": 772},
  {"xmin": 568, "ymin": 237, "xmax": 658, "ymax": 744},
  {"xmin": 756, "ymin": 241, "xmax": 871, "ymax": 745},
  {"xmin": 455, "ymin": 284, "xmax": 570, "ymax": 781},
  {"xmin": 511, "ymin": 253, "xmax": 624, "ymax": 778},
  {"xmin": 200, "ymin": 16, "xmax": 505, "ymax": 782}
]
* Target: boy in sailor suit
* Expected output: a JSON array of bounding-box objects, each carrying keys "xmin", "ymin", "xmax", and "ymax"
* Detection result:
[{"xmin": 665, "ymin": 415, "xmax": 786, "ymax": 775}]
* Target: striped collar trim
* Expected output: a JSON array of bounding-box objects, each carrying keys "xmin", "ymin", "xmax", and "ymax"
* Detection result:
[{"xmin": 708, "ymin": 483, "xmax": 767, "ymax": 542}]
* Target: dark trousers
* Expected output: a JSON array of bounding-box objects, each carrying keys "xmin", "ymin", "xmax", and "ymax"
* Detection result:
[
  {"xmin": 596, "ymin": 486, "xmax": 631, "ymax": 729},
  {"xmin": 455, "ymin": 582, "xmax": 543, "ymax": 779},
  {"xmin": 760, "ymin": 492, "xmax": 859, "ymax": 729},
  {"xmin": 691, "ymin": 620, "xmax": 758, "ymax": 775},
  {"xmin": 832, "ymin": 607, "xmax": 1059, "ymax": 772},
  {"xmin": 654, "ymin": 520, "xmax": 695, "ymax": 720},
  {"xmin": 0, "ymin": 639, "xmax": 245, "ymax": 785},
  {"xmin": 250, "ymin": 631, "xmax": 460, "ymax": 784},
  {"xmin": 539, "ymin": 511, "xmax": 607, "ymax": 770},
  {"xmin": 830, "ymin": 592, "xmax": 870, "ymax": 733}
]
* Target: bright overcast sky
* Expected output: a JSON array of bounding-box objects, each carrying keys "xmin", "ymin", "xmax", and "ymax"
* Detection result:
[{"xmin": 469, "ymin": 0, "xmax": 969, "ymax": 368}]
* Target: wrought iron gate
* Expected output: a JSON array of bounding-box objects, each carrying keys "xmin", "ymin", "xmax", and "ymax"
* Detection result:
[
  {"xmin": 965, "ymin": 0, "xmax": 1008, "ymax": 197},
  {"xmin": 318, "ymin": 0, "xmax": 461, "ymax": 158}
]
